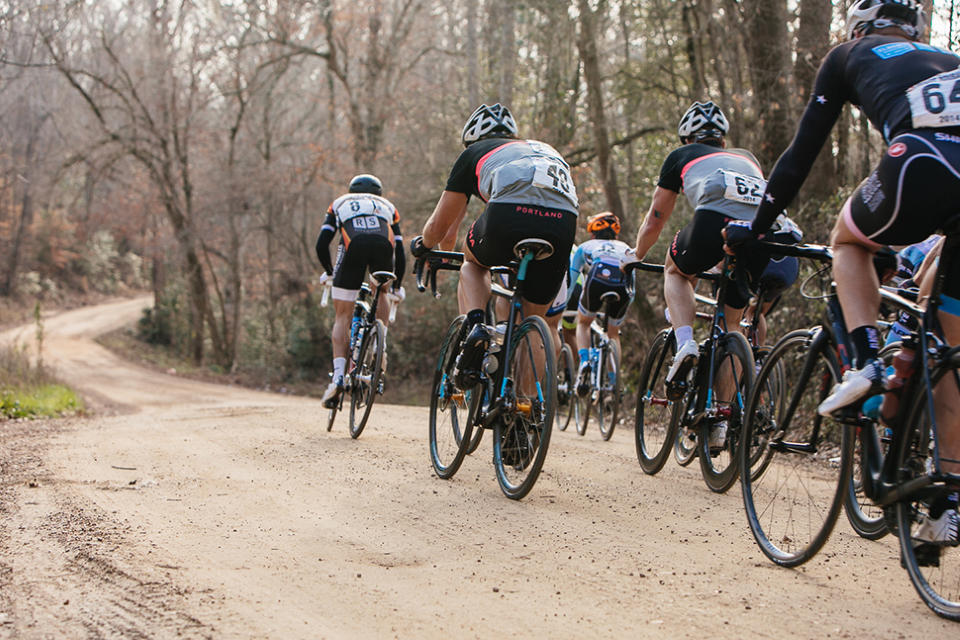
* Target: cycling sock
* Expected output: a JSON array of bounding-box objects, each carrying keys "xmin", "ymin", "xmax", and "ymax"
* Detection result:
[
  {"xmin": 675, "ymin": 325, "xmax": 694, "ymax": 346},
  {"xmin": 466, "ymin": 308, "xmax": 485, "ymax": 327},
  {"xmin": 850, "ymin": 325, "xmax": 880, "ymax": 369},
  {"xmin": 333, "ymin": 357, "xmax": 346, "ymax": 381}
]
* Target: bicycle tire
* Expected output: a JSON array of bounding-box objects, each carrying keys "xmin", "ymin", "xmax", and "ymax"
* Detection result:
[
  {"xmin": 326, "ymin": 406, "xmax": 337, "ymax": 432},
  {"xmin": 674, "ymin": 423, "xmax": 697, "ymax": 466},
  {"xmin": 557, "ymin": 344, "xmax": 576, "ymax": 432},
  {"xmin": 598, "ymin": 341, "xmax": 621, "ymax": 441},
  {"xmin": 349, "ymin": 319, "xmax": 385, "ymax": 439},
  {"xmin": 895, "ymin": 356, "xmax": 960, "ymax": 621},
  {"xmin": 635, "ymin": 330, "xmax": 680, "ymax": 475},
  {"xmin": 740, "ymin": 328, "xmax": 852, "ymax": 567},
  {"xmin": 575, "ymin": 386, "xmax": 591, "ymax": 436},
  {"xmin": 843, "ymin": 344, "xmax": 898, "ymax": 540},
  {"xmin": 699, "ymin": 331, "xmax": 755, "ymax": 493},
  {"xmin": 429, "ymin": 315, "xmax": 478, "ymax": 479},
  {"xmin": 744, "ymin": 346, "xmax": 782, "ymax": 481},
  {"xmin": 493, "ymin": 315, "xmax": 555, "ymax": 500}
]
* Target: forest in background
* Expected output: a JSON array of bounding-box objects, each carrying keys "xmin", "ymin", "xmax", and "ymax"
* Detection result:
[{"xmin": 0, "ymin": 0, "xmax": 956, "ymax": 401}]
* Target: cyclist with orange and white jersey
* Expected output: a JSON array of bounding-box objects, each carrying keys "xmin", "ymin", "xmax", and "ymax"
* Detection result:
[{"xmin": 316, "ymin": 174, "xmax": 405, "ymax": 408}]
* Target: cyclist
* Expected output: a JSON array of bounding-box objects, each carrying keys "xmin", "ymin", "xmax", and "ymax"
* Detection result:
[
  {"xmin": 316, "ymin": 174, "xmax": 405, "ymax": 409},
  {"xmin": 411, "ymin": 103, "xmax": 578, "ymax": 387},
  {"xmin": 723, "ymin": 0, "xmax": 959, "ymax": 543},
  {"xmin": 622, "ymin": 101, "xmax": 770, "ymax": 448},
  {"xmin": 569, "ymin": 212, "xmax": 634, "ymax": 395}
]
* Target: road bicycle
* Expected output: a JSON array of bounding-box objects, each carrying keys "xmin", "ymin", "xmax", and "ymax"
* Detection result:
[
  {"xmin": 416, "ymin": 239, "xmax": 557, "ymax": 500},
  {"xmin": 321, "ymin": 271, "xmax": 396, "ymax": 438},
  {"xmin": 626, "ymin": 254, "xmax": 756, "ymax": 493},
  {"xmin": 573, "ymin": 296, "xmax": 623, "ymax": 441},
  {"xmin": 739, "ymin": 234, "xmax": 960, "ymax": 621}
]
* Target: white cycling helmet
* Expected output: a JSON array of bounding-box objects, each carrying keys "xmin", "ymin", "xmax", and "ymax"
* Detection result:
[
  {"xmin": 460, "ymin": 103, "xmax": 519, "ymax": 148},
  {"xmin": 677, "ymin": 101, "xmax": 730, "ymax": 143},
  {"xmin": 845, "ymin": 0, "xmax": 925, "ymax": 40}
]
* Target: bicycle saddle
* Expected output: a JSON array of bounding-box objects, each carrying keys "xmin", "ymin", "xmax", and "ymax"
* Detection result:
[
  {"xmin": 600, "ymin": 291, "xmax": 621, "ymax": 302},
  {"xmin": 513, "ymin": 238, "xmax": 554, "ymax": 261},
  {"xmin": 370, "ymin": 271, "xmax": 397, "ymax": 286}
]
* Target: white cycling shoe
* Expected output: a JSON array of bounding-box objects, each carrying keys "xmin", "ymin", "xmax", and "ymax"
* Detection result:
[
  {"xmin": 666, "ymin": 339, "xmax": 698, "ymax": 384},
  {"xmin": 914, "ymin": 509, "xmax": 960, "ymax": 546},
  {"xmin": 817, "ymin": 359, "xmax": 884, "ymax": 417},
  {"xmin": 322, "ymin": 377, "xmax": 344, "ymax": 409}
]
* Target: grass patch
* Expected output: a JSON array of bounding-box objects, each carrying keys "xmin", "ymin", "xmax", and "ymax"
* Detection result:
[
  {"xmin": 0, "ymin": 340, "xmax": 84, "ymax": 420},
  {"xmin": 0, "ymin": 385, "xmax": 84, "ymax": 419}
]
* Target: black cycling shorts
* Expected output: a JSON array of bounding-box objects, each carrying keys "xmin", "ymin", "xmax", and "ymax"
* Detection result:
[
  {"xmin": 466, "ymin": 202, "xmax": 577, "ymax": 305},
  {"xmin": 670, "ymin": 209, "xmax": 769, "ymax": 309},
  {"xmin": 848, "ymin": 128, "xmax": 960, "ymax": 247},
  {"xmin": 332, "ymin": 234, "xmax": 394, "ymax": 292}
]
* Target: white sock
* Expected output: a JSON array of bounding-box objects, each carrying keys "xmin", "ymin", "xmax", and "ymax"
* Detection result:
[
  {"xmin": 333, "ymin": 357, "xmax": 346, "ymax": 381},
  {"xmin": 675, "ymin": 325, "xmax": 694, "ymax": 346}
]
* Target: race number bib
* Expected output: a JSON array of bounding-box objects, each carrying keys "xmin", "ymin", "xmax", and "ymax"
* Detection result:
[
  {"xmin": 528, "ymin": 141, "xmax": 579, "ymax": 207},
  {"xmin": 907, "ymin": 69, "xmax": 960, "ymax": 128},
  {"xmin": 721, "ymin": 170, "xmax": 767, "ymax": 206},
  {"xmin": 338, "ymin": 197, "xmax": 388, "ymax": 222}
]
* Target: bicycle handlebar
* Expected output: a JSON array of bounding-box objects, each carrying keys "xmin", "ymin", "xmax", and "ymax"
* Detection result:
[{"xmin": 415, "ymin": 250, "xmax": 465, "ymax": 298}]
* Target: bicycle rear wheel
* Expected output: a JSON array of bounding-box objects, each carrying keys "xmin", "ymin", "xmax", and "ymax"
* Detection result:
[
  {"xmin": 896, "ymin": 356, "xmax": 960, "ymax": 622},
  {"xmin": 556, "ymin": 344, "xmax": 576, "ymax": 432},
  {"xmin": 326, "ymin": 406, "xmax": 337, "ymax": 432},
  {"xmin": 741, "ymin": 328, "xmax": 851, "ymax": 567},
  {"xmin": 598, "ymin": 341, "xmax": 621, "ymax": 441},
  {"xmin": 494, "ymin": 316, "xmax": 555, "ymax": 500},
  {"xmin": 699, "ymin": 331, "xmax": 755, "ymax": 493},
  {"xmin": 744, "ymin": 346, "xmax": 783, "ymax": 481},
  {"xmin": 429, "ymin": 316, "xmax": 478, "ymax": 479},
  {"xmin": 635, "ymin": 330, "xmax": 679, "ymax": 475},
  {"xmin": 575, "ymin": 386, "xmax": 591, "ymax": 436},
  {"xmin": 349, "ymin": 319, "xmax": 385, "ymax": 439}
]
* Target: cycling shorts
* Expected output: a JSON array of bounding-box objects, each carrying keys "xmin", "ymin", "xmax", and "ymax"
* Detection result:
[
  {"xmin": 578, "ymin": 261, "xmax": 632, "ymax": 326},
  {"xmin": 758, "ymin": 255, "xmax": 799, "ymax": 302},
  {"xmin": 670, "ymin": 209, "xmax": 769, "ymax": 309},
  {"xmin": 332, "ymin": 234, "xmax": 394, "ymax": 301},
  {"xmin": 546, "ymin": 269, "xmax": 571, "ymax": 318},
  {"xmin": 466, "ymin": 202, "xmax": 577, "ymax": 305},
  {"xmin": 847, "ymin": 129, "xmax": 960, "ymax": 247}
]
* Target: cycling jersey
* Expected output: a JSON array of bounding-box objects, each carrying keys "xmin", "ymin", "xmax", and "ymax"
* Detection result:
[
  {"xmin": 896, "ymin": 233, "xmax": 941, "ymax": 282},
  {"xmin": 315, "ymin": 192, "xmax": 405, "ymax": 298},
  {"xmin": 569, "ymin": 239, "xmax": 634, "ymax": 324},
  {"xmin": 446, "ymin": 139, "xmax": 579, "ymax": 214},
  {"xmin": 658, "ymin": 142, "xmax": 765, "ymax": 221},
  {"xmin": 754, "ymin": 34, "xmax": 960, "ymax": 234}
]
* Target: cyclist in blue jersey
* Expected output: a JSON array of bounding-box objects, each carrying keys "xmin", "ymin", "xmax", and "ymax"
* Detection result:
[{"xmin": 569, "ymin": 213, "xmax": 634, "ymax": 393}]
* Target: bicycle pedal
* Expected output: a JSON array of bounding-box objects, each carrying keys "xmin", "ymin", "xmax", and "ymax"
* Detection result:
[
  {"xmin": 516, "ymin": 399, "xmax": 532, "ymax": 415},
  {"xmin": 666, "ymin": 380, "xmax": 688, "ymax": 402}
]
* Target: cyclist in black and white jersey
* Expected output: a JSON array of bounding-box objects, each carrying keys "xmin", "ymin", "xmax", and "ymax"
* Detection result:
[
  {"xmin": 723, "ymin": 0, "xmax": 959, "ymax": 543},
  {"xmin": 411, "ymin": 104, "xmax": 578, "ymax": 387},
  {"xmin": 316, "ymin": 174, "xmax": 405, "ymax": 408}
]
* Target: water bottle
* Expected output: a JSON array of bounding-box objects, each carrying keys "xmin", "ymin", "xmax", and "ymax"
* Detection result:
[
  {"xmin": 489, "ymin": 322, "xmax": 507, "ymax": 353},
  {"xmin": 880, "ymin": 338, "xmax": 916, "ymax": 427}
]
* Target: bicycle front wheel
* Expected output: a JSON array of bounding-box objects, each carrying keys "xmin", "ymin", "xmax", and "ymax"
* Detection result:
[
  {"xmin": 635, "ymin": 330, "xmax": 679, "ymax": 475},
  {"xmin": 740, "ymin": 328, "xmax": 851, "ymax": 567},
  {"xmin": 494, "ymin": 316, "xmax": 556, "ymax": 500},
  {"xmin": 556, "ymin": 343, "xmax": 576, "ymax": 432},
  {"xmin": 699, "ymin": 331, "xmax": 755, "ymax": 493},
  {"xmin": 598, "ymin": 341, "xmax": 621, "ymax": 441},
  {"xmin": 349, "ymin": 319, "xmax": 385, "ymax": 439},
  {"xmin": 429, "ymin": 316, "xmax": 477, "ymax": 479},
  {"xmin": 896, "ymin": 355, "xmax": 960, "ymax": 622}
]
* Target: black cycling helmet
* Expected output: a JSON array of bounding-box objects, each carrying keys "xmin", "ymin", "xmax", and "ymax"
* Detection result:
[
  {"xmin": 845, "ymin": 0, "xmax": 925, "ymax": 40},
  {"xmin": 349, "ymin": 174, "xmax": 382, "ymax": 196},
  {"xmin": 677, "ymin": 101, "xmax": 730, "ymax": 143},
  {"xmin": 461, "ymin": 103, "xmax": 519, "ymax": 148}
]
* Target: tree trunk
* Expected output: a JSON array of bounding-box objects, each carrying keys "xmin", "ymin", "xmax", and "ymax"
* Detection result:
[
  {"xmin": 499, "ymin": 0, "xmax": 516, "ymax": 106},
  {"xmin": 794, "ymin": 0, "xmax": 837, "ymax": 202},
  {"xmin": 742, "ymin": 0, "xmax": 794, "ymax": 169},
  {"xmin": 466, "ymin": 0, "xmax": 479, "ymax": 108},
  {"xmin": 577, "ymin": 0, "xmax": 624, "ymax": 219},
  {"xmin": 683, "ymin": 0, "xmax": 705, "ymax": 100}
]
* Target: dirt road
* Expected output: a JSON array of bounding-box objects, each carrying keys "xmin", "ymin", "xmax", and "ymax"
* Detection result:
[{"xmin": 0, "ymin": 297, "xmax": 953, "ymax": 638}]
